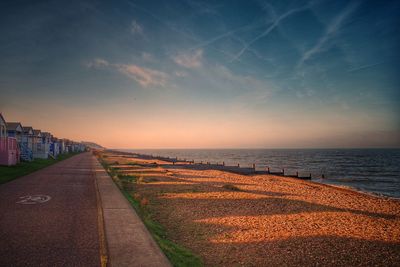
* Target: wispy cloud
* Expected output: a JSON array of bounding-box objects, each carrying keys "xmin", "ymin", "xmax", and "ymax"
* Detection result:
[
  {"xmin": 183, "ymin": 0, "xmax": 221, "ymax": 16},
  {"xmin": 126, "ymin": 0, "xmax": 259, "ymax": 67},
  {"xmin": 199, "ymin": 64, "xmax": 274, "ymax": 105},
  {"xmin": 141, "ymin": 52, "xmax": 154, "ymax": 62},
  {"xmin": 347, "ymin": 61, "xmax": 387, "ymax": 73},
  {"xmin": 131, "ymin": 20, "xmax": 143, "ymax": 34},
  {"xmin": 231, "ymin": 35, "xmax": 274, "ymax": 63},
  {"xmin": 125, "ymin": 0, "xmax": 259, "ymax": 68},
  {"xmin": 231, "ymin": 3, "xmax": 312, "ymax": 62},
  {"xmin": 189, "ymin": 22, "xmax": 263, "ymax": 51},
  {"xmin": 209, "ymin": 65, "xmax": 274, "ymax": 110},
  {"xmin": 174, "ymin": 71, "xmax": 187, "ymax": 77},
  {"xmin": 172, "ymin": 49, "xmax": 203, "ymax": 68},
  {"xmin": 116, "ymin": 64, "xmax": 168, "ymax": 87},
  {"xmin": 87, "ymin": 58, "xmax": 168, "ymax": 87},
  {"xmin": 297, "ymin": 1, "xmax": 360, "ymax": 68},
  {"xmin": 126, "ymin": 1, "xmax": 196, "ymax": 41},
  {"xmin": 85, "ymin": 58, "xmax": 109, "ymax": 68}
]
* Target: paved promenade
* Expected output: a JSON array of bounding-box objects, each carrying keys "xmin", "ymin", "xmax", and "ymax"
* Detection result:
[
  {"xmin": 93, "ymin": 157, "xmax": 171, "ymax": 267},
  {"xmin": 0, "ymin": 153, "xmax": 101, "ymax": 266},
  {"xmin": 0, "ymin": 152, "xmax": 170, "ymax": 267}
]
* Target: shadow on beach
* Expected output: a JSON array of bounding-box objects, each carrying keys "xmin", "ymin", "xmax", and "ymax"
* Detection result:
[{"xmin": 104, "ymin": 152, "xmax": 400, "ymax": 266}]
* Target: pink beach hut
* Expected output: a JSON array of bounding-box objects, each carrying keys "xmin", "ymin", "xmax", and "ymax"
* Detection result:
[{"xmin": 0, "ymin": 113, "xmax": 19, "ymax": 166}]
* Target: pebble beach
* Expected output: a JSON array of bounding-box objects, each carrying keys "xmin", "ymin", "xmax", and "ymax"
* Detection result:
[{"xmin": 103, "ymin": 151, "xmax": 400, "ymax": 266}]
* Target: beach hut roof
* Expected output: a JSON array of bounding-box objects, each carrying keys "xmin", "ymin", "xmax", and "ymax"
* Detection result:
[
  {"xmin": 6, "ymin": 122, "xmax": 23, "ymax": 132},
  {"xmin": 23, "ymin": 126, "xmax": 34, "ymax": 135},
  {"xmin": 42, "ymin": 132, "xmax": 52, "ymax": 138},
  {"xmin": 33, "ymin": 129, "xmax": 42, "ymax": 137}
]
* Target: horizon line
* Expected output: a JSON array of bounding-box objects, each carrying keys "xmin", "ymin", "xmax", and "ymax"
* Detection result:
[{"xmin": 110, "ymin": 147, "xmax": 400, "ymax": 150}]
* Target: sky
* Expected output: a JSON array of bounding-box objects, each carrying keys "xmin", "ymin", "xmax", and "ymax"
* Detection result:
[{"xmin": 0, "ymin": 0, "xmax": 399, "ymax": 148}]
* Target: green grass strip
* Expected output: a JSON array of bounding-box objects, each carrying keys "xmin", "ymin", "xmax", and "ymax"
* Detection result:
[
  {"xmin": 0, "ymin": 152, "xmax": 81, "ymax": 184},
  {"xmin": 99, "ymin": 157, "xmax": 203, "ymax": 267}
]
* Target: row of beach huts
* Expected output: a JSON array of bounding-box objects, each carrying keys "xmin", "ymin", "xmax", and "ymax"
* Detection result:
[{"xmin": 0, "ymin": 113, "xmax": 86, "ymax": 166}]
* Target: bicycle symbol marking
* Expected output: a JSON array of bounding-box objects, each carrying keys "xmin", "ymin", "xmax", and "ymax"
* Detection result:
[{"xmin": 16, "ymin": 195, "xmax": 51, "ymax": 205}]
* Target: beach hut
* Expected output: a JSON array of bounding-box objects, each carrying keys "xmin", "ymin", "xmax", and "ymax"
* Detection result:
[
  {"xmin": 22, "ymin": 127, "xmax": 34, "ymax": 150},
  {"xmin": 32, "ymin": 129, "xmax": 43, "ymax": 159},
  {"xmin": 59, "ymin": 139, "xmax": 66, "ymax": 154},
  {"xmin": 72, "ymin": 142, "xmax": 85, "ymax": 152},
  {"xmin": 50, "ymin": 137, "xmax": 60, "ymax": 158},
  {"xmin": 6, "ymin": 122, "xmax": 29, "ymax": 161},
  {"xmin": 80, "ymin": 143, "xmax": 86, "ymax": 152},
  {"xmin": 78, "ymin": 143, "xmax": 85, "ymax": 152},
  {"xmin": 65, "ymin": 139, "xmax": 73, "ymax": 153},
  {"xmin": 34, "ymin": 132, "xmax": 52, "ymax": 159},
  {"xmin": 72, "ymin": 142, "xmax": 78, "ymax": 152},
  {"xmin": 0, "ymin": 114, "xmax": 19, "ymax": 166},
  {"xmin": 6, "ymin": 122, "xmax": 23, "ymax": 143},
  {"xmin": 42, "ymin": 132, "xmax": 52, "ymax": 158},
  {"xmin": 21, "ymin": 126, "xmax": 34, "ymax": 161}
]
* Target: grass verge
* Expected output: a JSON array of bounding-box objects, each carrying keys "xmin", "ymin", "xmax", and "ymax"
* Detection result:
[
  {"xmin": 99, "ymin": 157, "xmax": 203, "ymax": 267},
  {"xmin": 0, "ymin": 152, "xmax": 82, "ymax": 184}
]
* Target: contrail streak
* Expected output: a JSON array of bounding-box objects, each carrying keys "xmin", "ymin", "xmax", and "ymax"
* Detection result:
[
  {"xmin": 231, "ymin": 4, "xmax": 311, "ymax": 62},
  {"xmin": 296, "ymin": 1, "xmax": 360, "ymax": 68},
  {"xmin": 347, "ymin": 61, "xmax": 387, "ymax": 73}
]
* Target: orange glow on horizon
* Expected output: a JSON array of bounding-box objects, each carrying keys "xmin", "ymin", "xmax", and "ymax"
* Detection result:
[{"xmin": 2, "ymin": 102, "xmax": 399, "ymax": 149}]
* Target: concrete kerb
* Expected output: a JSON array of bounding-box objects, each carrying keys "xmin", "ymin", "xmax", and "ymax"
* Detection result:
[{"xmin": 92, "ymin": 156, "xmax": 171, "ymax": 267}]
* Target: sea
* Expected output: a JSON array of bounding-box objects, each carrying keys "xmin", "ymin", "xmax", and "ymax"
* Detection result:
[{"xmin": 121, "ymin": 149, "xmax": 400, "ymax": 199}]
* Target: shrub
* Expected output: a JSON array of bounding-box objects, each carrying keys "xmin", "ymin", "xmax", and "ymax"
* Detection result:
[
  {"xmin": 141, "ymin": 198, "xmax": 149, "ymax": 206},
  {"xmin": 137, "ymin": 176, "xmax": 145, "ymax": 183},
  {"xmin": 222, "ymin": 184, "xmax": 241, "ymax": 191}
]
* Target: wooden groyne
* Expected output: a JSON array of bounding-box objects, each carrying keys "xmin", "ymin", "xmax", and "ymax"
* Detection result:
[{"xmin": 107, "ymin": 150, "xmax": 319, "ymax": 180}]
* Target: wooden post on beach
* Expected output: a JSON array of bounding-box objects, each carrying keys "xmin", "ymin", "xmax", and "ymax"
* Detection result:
[
  {"xmin": 253, "ymin": 163, "xmax": 256, "ymax": 170},
  {"xmin": 282, "ymin": 168, "xmax": 285, "ymax": 175},
  {"xmin": 223, "ymin": 161, "xmax": 225, "ymax": 166},
  {"xmin": 322, "ymin": 174, "xmax": 325, "ymax": 179},
  {"xmin": 237, "ymin": 163, "xmax": 240, "ymax": 168},
  {"xmin": 309, "ymin": 173, "xmax": 312, "ymax": 179},
  {"xmin": 267, "ymin": 167, "xmax": 270, "ymax": 173},
  {"xmin": 296, "ymin": 171, "xmax": 299, "ymax": 177}
]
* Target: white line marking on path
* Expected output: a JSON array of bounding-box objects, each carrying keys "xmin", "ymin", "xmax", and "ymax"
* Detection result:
[{"xmin": 16, "ymin": 195, "xmax": 51, "ymax": 204}]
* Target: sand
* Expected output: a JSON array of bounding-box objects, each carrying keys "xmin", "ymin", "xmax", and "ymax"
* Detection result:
[{"xmin": 102, "ymin": 152, "xmax": 400, "ymax": 266}]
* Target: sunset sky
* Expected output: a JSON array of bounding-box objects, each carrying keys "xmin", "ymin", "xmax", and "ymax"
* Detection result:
[{"xmin": 1, "ymin": 0, "xmax": 399, "ymax": 148}]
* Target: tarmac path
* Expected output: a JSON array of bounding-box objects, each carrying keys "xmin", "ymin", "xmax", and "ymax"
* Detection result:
[{"xmin": 0, "ymin": 152, "xmax": 102, "ymax": 267}]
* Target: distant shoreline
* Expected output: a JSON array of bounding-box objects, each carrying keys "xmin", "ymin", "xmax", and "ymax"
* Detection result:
[{"xmin": 109, "ymin": 149, "xmax": 400, "ymax": 201}]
